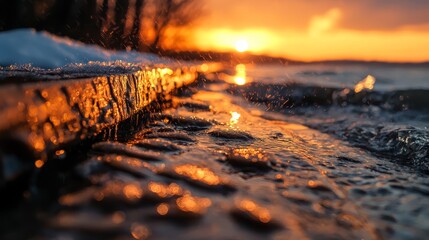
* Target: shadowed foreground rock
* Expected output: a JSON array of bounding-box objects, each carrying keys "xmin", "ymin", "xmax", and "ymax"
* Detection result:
[{"xmin": 0, "ymin": 65, "xmax": 203, "ymax": 185}]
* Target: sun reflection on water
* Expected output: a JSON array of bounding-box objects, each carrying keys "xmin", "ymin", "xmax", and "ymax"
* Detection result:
[
  {"xmin": 130, "ymin": 223, "xmax": 150, "ymax": 240},
  {"xmin": 148, "ymin": 182, "xmax": 183, "ymax": 198},
  {"xmin": 236, "ymin": 199, "xmax": 272, "ymax": 223},
  {"xmin": 229, "ymin": 111, "xmax": 241, "ymax": 125},
  {"xmin": 174, "ymin": 164, "xmax": 221, "ymax": 186},
  {"xmin": 34, "ymin": 159, "xmax": 44, "ymax": 168},
  {"xmin": 200, "ymin": 63, "xmax": 209, "ymax": 72},
  {"xmin": 176, "ymin": 194, "xmax": 212, "ymax": 214},
  {"xmin": 354, "ymin": 75, "xmax": 376, "ymax": 93},
  {"xmin": 156, "ymin": 203, "xmax": 170, "ymax": 216},
  {"xmin": 123, "ymin": 183, "xmax": 144, "ymax": 201},
  {"xmin": 234, "ymin": 64, "xmax": 247, "ymax": 85}
]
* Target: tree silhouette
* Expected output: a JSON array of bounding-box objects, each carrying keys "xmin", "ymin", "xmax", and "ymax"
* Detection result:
[
  {"xmin": 0, "ymin": 0, "xmax": 201, "ymax": 52},
  {"xmin": 141, "ymin": 0, "xmax": 201, "ymax": 52}
]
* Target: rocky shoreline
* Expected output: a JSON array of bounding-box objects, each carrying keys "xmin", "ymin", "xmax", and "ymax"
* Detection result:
[{"xmin": 1, "ymin": 73, "xmax": 429, "ymax": 239}]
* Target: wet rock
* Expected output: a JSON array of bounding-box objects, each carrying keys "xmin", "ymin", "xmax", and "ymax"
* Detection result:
[
  {"xmin": 74, "ymin": 158, "xmax": 108, "ymax": 178},
  {"xmin": 337, "ymin": 156, "xmax": 362, "ymax": 164},
  {"xmin": 153, "ymin": 127, "xmax": 176, "ymax": 133},
  {"xmin": 92, "ymin": 141, "xmax": 164, "ymax": 161},
  {"xmin": 144, "ymin": 181, "xmax": 184, "ymax": 202},
  {"xmin": 336, "ymin": 213, "xmax": 365, "ymax": 229},
  {"xmin": 162, "ymin": 163, "xmax": 235, "ymax": 193},
  {"xmin": 349, "ymin": 188, "xmax": 367, "ymax": 196},
  {"xmin": 307, "ymin": 180, "xmax": 335, "ymax": 193},
  {"xmin": 60, "ymin": 179, "xmax": 185, "ymax": 208},
  {"xmin": 59, "ymin": 187, "xmax": 98, "ymax": 207},
  {"xmin": 156, "ymin": 114, "xmax": 214, "ymax": 131},
  {"xmin": 95, "ymin": 154, "xmax": 156, "ymax": 177},
  {"xmin": 282, "ymin": 191, "xmax": 313, "ymax": 205},
  {"xmin": 209, "ymin": 129, "xmax": 255, "ymax": 141},
  {"xmin": 231, "ymin": 198, "xmax": 282, "ymax": 230},
  {"xmin": 178, "ymin": 101, "xmax": 212, "ymax": 112},
  {"xmin": 144, "ymin": 131, "xmax": 196, "ymax": 143},
  {"xmin": 380, "ymin": 214, "xmax": 397, "ymax": 223},
  {"xmin": 306, "ymin": 180, "xmax": 340, "ymax": 200},
  {"xmin": 130, "ymin": 223, "xmax": 151, "ymax": 240},
  {"xmin": 225, "ymin": 148, "xmax": 273, "ymax": 170},
  {"xmin": 153, "ymin": 193, "xmax": 212, "ymax": 219},
  {"xmin": 93, "ymin": 180, "xmax": 144, "ymax": 206},
  {"xmin": 174, "ymin": 193, "xmax": 212, "ymax": 216},
  {"xmin": 131, "ymin": 139, "xmax": 182, "ymax": 152},
  {"xmin": 409, "ymin": 185, "xmax": 429, "ymax": 196},
  {"xmin": 50, "ymin": 211, "xmax": 126, "ymax": 232},
  {"xmin": 0, "ymin": 65, "xmax": 199, "ymax": 184}
]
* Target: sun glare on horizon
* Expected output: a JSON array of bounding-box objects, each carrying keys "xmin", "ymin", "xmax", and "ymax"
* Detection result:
[
  {"xmin": 191, "ymin": 1, "xmax": 429, "ymax": 62},
  {"xmin": 235, "ymin": 39, "xmax": 249, "ymax": 52}
]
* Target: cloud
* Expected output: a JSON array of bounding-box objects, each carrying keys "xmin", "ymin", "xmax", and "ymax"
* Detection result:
[
  {"xmin": 338, "ymin": 0, "xmax": 429, "ymax": 30},
  {"xmin": 193, "ymin": 0, "xmax": 429, "ymax": 61},
  {"xmin": 308, "ymin": 8, "xmax": 342, "ymax": 35},
  {"xmin": 203, "ymin": 0, "xmax": 429, "ymax": 32}
]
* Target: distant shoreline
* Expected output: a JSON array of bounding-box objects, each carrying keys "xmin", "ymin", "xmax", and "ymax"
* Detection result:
[{"xmin": 159, "ymin": 50, "xmax": 429, "ymax": 67}]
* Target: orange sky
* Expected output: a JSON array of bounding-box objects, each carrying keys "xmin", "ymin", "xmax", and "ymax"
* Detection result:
[{"xmin": 185, "ymin": 0, "xmax": 429, "ymax": 62}]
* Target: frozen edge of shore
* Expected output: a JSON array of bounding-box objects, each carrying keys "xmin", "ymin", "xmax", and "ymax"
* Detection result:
[{"xmin": 0, "ymin": 65, "xmax": 203, "ymax": 184}]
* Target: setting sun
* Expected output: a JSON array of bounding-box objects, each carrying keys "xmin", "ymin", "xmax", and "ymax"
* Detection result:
[
  {"xmin": 235, "ymin": 39, "xmax": 249, "ymax": 52},
  {"xmin": 188, "ymin": 0, "xmax": 429, "ymax": 62}
]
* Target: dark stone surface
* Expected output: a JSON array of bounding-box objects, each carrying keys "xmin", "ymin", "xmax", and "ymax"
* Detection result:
[
  {"xmin": 2, "ymin": 90, "xmax": 428, "ymax": 239},
  {"xmin": 0, "ymin": 66, "xmax": 199, "ymax": 185}
]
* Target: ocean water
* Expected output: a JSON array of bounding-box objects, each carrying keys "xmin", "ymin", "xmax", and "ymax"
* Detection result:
[
  {"xmin": 245, "ymin": 63, "xmax": 429, "ymax": 91},
  {"xmin": 226, "ymin": 63, "xmax": 429, "ymax": 173}
]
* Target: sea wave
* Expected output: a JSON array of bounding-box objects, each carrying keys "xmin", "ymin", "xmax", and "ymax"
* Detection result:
[
  {"xmin": 343, "ymin": 124, "xmax": 429, "ymax": 172},
  {"xmin": 228, "ymin": 82, "xmax": 429, "ymax": 111},
  {"xmin": 228, "ymin": 82, "xmax": 429, "ymax": 173}
]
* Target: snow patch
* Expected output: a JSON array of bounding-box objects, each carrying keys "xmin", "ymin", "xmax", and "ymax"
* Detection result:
[{"xmin": 0, "ymin": 29, "xmax": 167, "ymax": 69}]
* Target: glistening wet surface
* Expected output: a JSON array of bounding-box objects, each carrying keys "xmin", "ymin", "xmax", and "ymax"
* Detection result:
[{"xmin": 2, "ymin": 82, "xmax": 428, "ymax": 240}]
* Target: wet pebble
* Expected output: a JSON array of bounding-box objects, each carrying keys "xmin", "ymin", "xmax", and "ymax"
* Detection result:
[
  {"xmin": 153, "ymin": 127, "xmax": 176, "ymax": 133},
  {"xmin": 59, "ymin": 187, "xmax": 98, "ymax": 207},
  {"xmin": 282, "ymin": 191, "xmax": 313, "ymax": 205},
  {"xmin": 349, "ymin": 188, "xmax": 367, "ymax": 196},
  {"xmin": 95, "ymin": 154, "xmax": 156, "ymax": 177},
  {"xmin": 409, "ymin": 185, "xmax": 429, "ymax": 196},
  {"xmin": 380, "ymin": 214, "xmax": 397, "ymax": 223},
  {"xmin": 225, "ymin": 148, "xmax": 273, "ymax": 170},
  {"xmin": 131, "ymin": 139, "xmax": 182, "ymax": 152},
  {"xmin": 50, "ymin": 211, "xmax": 125, "ymax": 232},
  {"xmin": 307, "ymin": 180, "xmax": 335, "ymax": 193},
  {"xmin": 209, "ymin": 129, "xmax": 255, "ymax": 141},
  {"xmin": 336, "ymin": 213, "xmax": 365, "ymax": 229},
  {"xmin": 153, "ymin": 193, "xmax": 212, "ymax": 219},
  {"xmin": 156, "ymin": 114, "xmax": 214, "ymax": 131},
  {"xmin": 92, "ymin": 141, "xmax": 164, "ymax": 161},
  {"xmin": 144, "ymin": 181, "xmax": 184, "ymax": 202},
  {"xmin": 162, "ymin": 163, "xmax": 235, "ymax": 192},
  {"xmin": 94, "ymin": 180, "xmax": 144, "ymax": 206},
  {"xmin": 130, "ymin": 223, "xmax": 151, "ymax": 240},
  {"xmin": 75, "ymin": 158, "xmax": 108, "ymax": 178},
  {"xmin": 306, "ymin": 180, "xmax": 340, "ymax": 199},
  {"xmin": 60, "ymin": 179, "xmax": 186, "ymax": 208},
  {"xmin": 179, "ymin": 101, "xmax": 212, "ymax": 112},
  {"xmin": 144, "ymin": 131, "xmax": 196, "ymax": 143},
  {"xmin": 337, "ymin": 156, "xmax": 362, "ymax": 164},
  {"xmin": 231, "ymin": 198, "xmax": 282, "ymax": 230}
]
